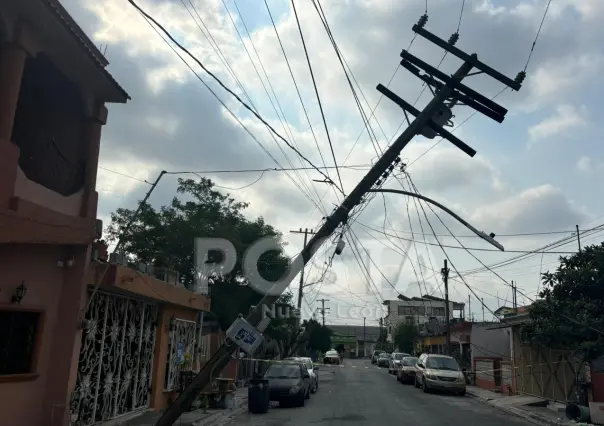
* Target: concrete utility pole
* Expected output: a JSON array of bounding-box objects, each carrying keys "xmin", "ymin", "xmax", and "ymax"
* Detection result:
[
  {"xmin": 290, "ymin": 228, "xmax": 316, "ymax": 309},
  {"xmin": 317, "ymin": 298, "xmax": 330, "ymax": 326},
  {"xmin": 512, "ymin": 280, "xmax": 517, "ymax": 314},
  {"xmin": 482, "ymin": 298, "xmax": 485, "ymax": 322},
  {"xmin": 576, "ymin": 224, "xmax": 581, "ymax": 251},
  {"xmin": 442, "ymin": 259, "xmax": 451, "ymax": 356},
  {"xmin": 468, "ymin": 294, "xmax": 471, "ymax": 322},
  {"xmin": 154, "ymin": 15, "xmax": 524, "ymax": 424}
]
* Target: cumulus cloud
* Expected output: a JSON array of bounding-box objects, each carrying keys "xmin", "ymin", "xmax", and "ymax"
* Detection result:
[{"xmin": 528, "ymin": 104, "xmax": 587, "ymax": 144}]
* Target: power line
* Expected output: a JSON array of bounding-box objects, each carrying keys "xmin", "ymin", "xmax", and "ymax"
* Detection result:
[
  {"xmin": 291, "ymin": 0, "xmax": 344, "ymax": 193},
  {"xmin": 126, "ymin": 0, "xmax": 341, "ymax": 194},
  {"xmin": 133, "ymin": 11, "xmax": 326, "ymax": 212},
  {"xmin": 523, "ymin": 0, "xmax": 552, "ymax": 72},
  {"xmin": 219, "ymin": 0, "xmax": 323, "ymax": 206},
  {"xmin": 359, "ymin": 223, "xmax": 580, "ymax": 254}
]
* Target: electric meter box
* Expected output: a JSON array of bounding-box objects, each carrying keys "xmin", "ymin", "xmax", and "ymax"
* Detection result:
[{"xmin": 226, "ymin": 317, "xmax": 264, "ymax": 355}]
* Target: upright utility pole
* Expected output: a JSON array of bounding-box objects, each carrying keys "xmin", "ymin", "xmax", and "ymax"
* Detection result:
[
  {"xmin": 154, "ymin": 15, "xmax": 524, "ymax": 424},
  {"xmin": 576, "ymin": 225, "xmax": 581, "ymax": 251},
  {"xmin": 481, "ymin": 298, "xmax": 485, "ymax": 322},
  {"xmin": 442, "ymin": 259, "xmax": 451, "ymax": 356},
  {"xmin": 290, "ymin": 228, "xmax": 315, "ymax": 309},
  {"xmin": 363, "ymin": 316, "xmax": 366, "ymax": 357},
  {"xmin": 512, "ymin": 280, "xmax": 518, "ymax": 314},
  {"xmin": 468, "ymin": 294, "xmax": 471, "ymax": 322},
  {"xmin": 317, "ymin": 298, "xmax": 330, "ymax": 326}
]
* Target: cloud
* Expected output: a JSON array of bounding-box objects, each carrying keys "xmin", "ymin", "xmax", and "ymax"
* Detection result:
[
  {"xmin": 470, "ymin": 184, "xmax": 590, "ymax": 234},
  {"xmin": 576, "ymin": 156, "xmax": 604, "ymax": 174},
  {"xmin": 528, "ymin": 104, "xmax": 587, "ymax": 144}
]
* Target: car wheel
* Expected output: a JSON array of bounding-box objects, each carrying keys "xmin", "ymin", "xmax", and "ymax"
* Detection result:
[
  {"xmin": 414, "ymin": 376, "xmax": 420, "ymax": 388},
  {"xmin": 305, "ymin": 388, "xmax": 310, "ymax": 400},
  {"xmin": 458, "ymin": 388, "xmax": 466, "ymax": 396},
  {"xmin": 297, "ymin": 393, "xmax": 305, "ymax": 407},
  {"xmin": 422, "ymin": 378, "xmax": 429, "ymax": 393},
  {"xmin": 311, "ymin": 382, "xmax": 317, "ymax": 394}
]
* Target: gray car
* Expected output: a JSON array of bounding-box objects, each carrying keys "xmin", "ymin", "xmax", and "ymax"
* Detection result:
[
  {"xmin": 264, "ymin": 362, "xmax": 312, "ymax": 406},
  {"xmin": 414, "ymin": 354, "xmax": 466, "ymax": 395}
]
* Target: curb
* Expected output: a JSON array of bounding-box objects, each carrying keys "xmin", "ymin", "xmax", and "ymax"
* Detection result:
[{"xmin": 466, "ymin": 391, "xmax": 567, "ymax": 426}]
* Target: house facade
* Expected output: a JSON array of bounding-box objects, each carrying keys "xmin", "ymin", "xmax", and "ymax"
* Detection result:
[
  {"xmin": 327, "ymin": 324, "xmax": 381, "ymax": 357},
  {"xmin": 0, "ymin": 1, "xmax": 130, "ymax": 425},
  {"xmin": 384, "ymin": 295, "xmax": 465, "ymax": 341},
  {"xmin": 70, "ymin": 260, "xmax": 213, "ymax": 425}
]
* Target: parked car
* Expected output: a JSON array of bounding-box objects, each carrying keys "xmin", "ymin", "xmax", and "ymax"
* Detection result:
[
  {"xmin": 388, "ymin": 352, "xmax": 411, "ymax": 374},
  {"xmin": 284, "ymin": 357, "xmax": 319, "ymax": 393},
  {"xmin": 264, "ymin": 362, "xmax": 312, "ymax": 406},
  {"xmin": 371, "ymin": 350, "xmax": 384, "ymax": 364},
  {"xmin": 323, "ymin": 349, "xmax": 341, "ymax": 365},
  {"xmin": 396, "ymin": 356, "xmax": 418, "ymax": 383},
  {"xmin": 414, "ymin": 353, "xmax": 466, "ymax": 395},
  {"xmin": 377, "ymin": 352, "xmax": 391, "ymax": 368}
]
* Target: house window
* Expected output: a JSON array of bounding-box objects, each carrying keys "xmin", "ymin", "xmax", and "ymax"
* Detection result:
[
  {"xmin": 398, "ymin": 306, "xmax": 426, "ymax": 315},
  {"xmin": 432, "ymin": 307, "xmax": 445, "ymax": 317},
  {"xmin": 0, "ymin": 310, "xmax": 41, "ymax": 375}
]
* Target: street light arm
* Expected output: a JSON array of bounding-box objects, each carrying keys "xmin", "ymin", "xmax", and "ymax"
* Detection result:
[{"xmin": 367, "ymin": 188, "xmax": 504, "ymax": 251}]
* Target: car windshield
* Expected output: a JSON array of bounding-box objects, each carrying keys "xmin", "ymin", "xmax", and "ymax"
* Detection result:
[
  {"xmin": 264, "ymin": 364, "xmax": 301, "ymax": 379},
  {"xmin": 402, "ymin": 357, "xmax": 418, "ymax": 366},
  {"xmin": 326, "ymin": 351, "xmax": 338, "ymax": 356},
  {"xmin": 379, "ymin": 353, "xmax": 390, "ymax": 358},
  {"xmin": 393, "ymin": 353, "xmax": 405, "ymax": 360},
  {"xmin": 426, "ymin": 356, "xmax": 460, "ymax": 371}
]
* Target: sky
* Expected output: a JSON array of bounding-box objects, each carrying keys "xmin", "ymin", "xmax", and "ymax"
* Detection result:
[{"xmin": 62, "ymin": 0, "xmax": 604, "ymax": 327}]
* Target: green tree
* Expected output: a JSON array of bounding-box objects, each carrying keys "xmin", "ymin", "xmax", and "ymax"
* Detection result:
[
  {"xmin": 105, "ymin": 177, "xmax": 296, "ymax": 338},
  {"xmin": 393, "ymin": 322, "xmax": 419, "ymax": 354},
  {"xmin": 523, "ymin": 242, "xmax": 604, "ymax": 362},
  {"xmin": 303, "ymin": 319, "xmax": 332, "ymax": 353}
]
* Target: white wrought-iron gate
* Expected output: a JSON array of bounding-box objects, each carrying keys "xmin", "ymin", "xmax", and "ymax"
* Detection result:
[{"xmin": 71, "ymin": 292, "xmax": 158, "ymax": 425}]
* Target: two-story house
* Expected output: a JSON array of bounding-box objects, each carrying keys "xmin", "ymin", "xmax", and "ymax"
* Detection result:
[
  {"xmin": 383, "ymin": 295, "xmax": 465, "ymax": 341},
  {"xmin": 0, "ymin": 2, "xmax": 213, "ymax": 426}
]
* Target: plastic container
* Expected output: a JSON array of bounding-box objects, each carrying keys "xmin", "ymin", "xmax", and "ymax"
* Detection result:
[{"xmin": 248, "ymin": 379, "xmax": 269, "ymax": 414}]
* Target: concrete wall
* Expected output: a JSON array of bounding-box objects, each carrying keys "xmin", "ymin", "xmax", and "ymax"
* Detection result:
[{"xmin": 470, "ymin": 323, "xmax": 511, "ymax": 364}]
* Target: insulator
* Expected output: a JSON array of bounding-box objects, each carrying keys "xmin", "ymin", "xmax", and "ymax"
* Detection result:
[
  {"xmin": 515, "ymin": 70, "xmax": 526, "ymax": 85},
  {"xmin": 387, "ymin": 165, "xmax": 395, "ymax": 172},
  {"xmin": 376, "ymin": 179, "xmax": 383, "ymax": 187},
  {"xmin": 382, "ymin": 172, "xmax": 389, "ymax": 179},
  {"xmin": 417, "ymin": 14, "xmax": 428, "ymax": 28},
  {"xmin": 394, "ymin": 156, "xmax": 401, "ymax": 164},
  {"xmin": 448, "ymin": 32, "xmax": 459, "ymax": 46}
]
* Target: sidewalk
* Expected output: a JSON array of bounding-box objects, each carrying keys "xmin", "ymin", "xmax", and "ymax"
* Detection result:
[
  {"xmin": 466, "ymin": 386, "xmax": 582, "ymax": 426},
  {"xmin": 119, "ymin": 388, "xmax": 248, "ymax": 426}
]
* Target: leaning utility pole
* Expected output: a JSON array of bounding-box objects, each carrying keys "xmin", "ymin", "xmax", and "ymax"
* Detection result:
[
  {"xmin": 317, "ymin": 298, "xmax": 330, "ymax": 326},
  {"xmin": 290, "ymin": 228, "xmax": 316, "ymax": 309},
  {"xmin": 442, "ymin": 259, "xmax": 451, "ymax": 356},
  {"xmin": 154, "ymin": 15, "xmax": 524, "ymax": 424}
]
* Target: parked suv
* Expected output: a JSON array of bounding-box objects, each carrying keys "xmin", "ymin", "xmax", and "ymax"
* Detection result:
[
  {"xmin": 371, "ymin": 350, "xmax": 384, "ymax": 364},
  {"xmin": 414, "ymin": 354, "xmax": 466, "ymax": 395}
]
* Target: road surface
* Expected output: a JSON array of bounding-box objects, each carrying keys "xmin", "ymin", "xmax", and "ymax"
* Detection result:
[{"xmin": 228, "ymin": 358, "xmax": 536, "ymax": 426}]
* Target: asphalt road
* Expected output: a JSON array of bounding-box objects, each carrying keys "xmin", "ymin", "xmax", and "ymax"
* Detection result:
[{"xmin": 227, "ymin": 358, "xmax": 536, "ymax": 426}]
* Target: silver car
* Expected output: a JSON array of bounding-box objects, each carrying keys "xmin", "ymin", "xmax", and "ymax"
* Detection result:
[
  {"xmin": 414, "ymin": 354, "xmax": 466, "ymax": 395},
  {"xmin": 388, "ymin": 352, "xmax": 411, "ymax": 374},
  {"xmin": 284, "ymin": 357, "xmax": 319, "ymax": 393}
]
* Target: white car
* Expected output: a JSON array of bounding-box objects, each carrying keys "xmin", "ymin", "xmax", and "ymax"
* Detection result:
[{"xmin": 284, "ymin": 357, "xmax": 319, "ymax": 393}]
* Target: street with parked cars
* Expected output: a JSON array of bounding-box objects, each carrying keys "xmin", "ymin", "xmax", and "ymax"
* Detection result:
[{"xmin": 229, "ymin": 357, "xmax": 538, "ymax": 425}]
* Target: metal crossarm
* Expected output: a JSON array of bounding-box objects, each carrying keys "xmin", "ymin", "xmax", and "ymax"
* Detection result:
[
  {"xmin": 376, "ymin": 84, "xmax": 476, "ymax": 157},
  {"xmin": 401, "ymin": 50, "xmax": 507, "ymax": 117},
  {"xmin": 411, "ymin": 25, "xmax": 522, "ymax": 91},
  {"xmin": 399, "ymin": 61, "xmax": 505, "ymax": 123}
]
